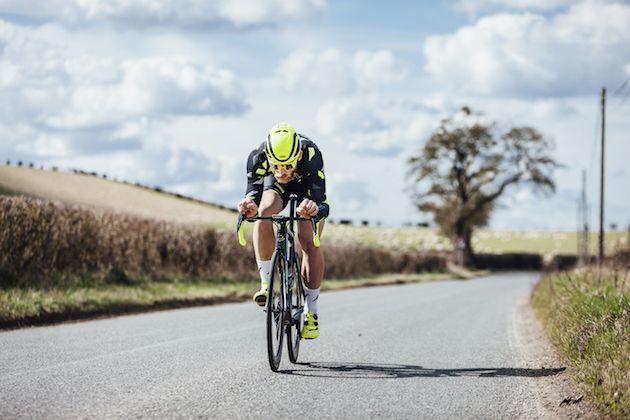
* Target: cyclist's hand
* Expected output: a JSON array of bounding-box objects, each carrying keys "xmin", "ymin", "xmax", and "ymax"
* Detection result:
[
  {"xmin": 238, "ymin": 197, "xmax": 258, "ymax": 218},
  {"xmin": 297, "ymin": 198, "xmax": 318, "ymax": 219}
]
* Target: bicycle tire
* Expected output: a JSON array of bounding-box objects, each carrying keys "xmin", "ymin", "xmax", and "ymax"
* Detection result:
[
  {"xmin": 287, "ymin": 254, "xmax": 304, "ymax": 364},
  {"xmin": 266, "ymin": 250, "xmax": 284, "ymax": 372}
]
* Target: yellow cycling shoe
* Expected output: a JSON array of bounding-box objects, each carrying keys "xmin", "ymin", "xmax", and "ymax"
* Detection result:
[
  {"xmin": 301, "ymin": 311, "xmax": 319, "ymax": 339},
  {"xmin": 253, "ymin": 283, "xmax": 268, "ymax": 307}
]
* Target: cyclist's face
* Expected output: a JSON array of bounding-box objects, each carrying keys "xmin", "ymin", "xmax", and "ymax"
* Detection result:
[{"xmin": 270, "ymin": 162, "xmax": 297, "ymax": 184}]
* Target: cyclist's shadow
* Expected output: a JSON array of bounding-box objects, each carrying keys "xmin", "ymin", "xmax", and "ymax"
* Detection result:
[{"xmin": 279, "ymin": 362, "xmax": 565, "ymax": 379}]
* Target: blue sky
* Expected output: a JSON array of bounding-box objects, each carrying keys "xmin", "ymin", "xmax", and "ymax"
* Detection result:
[{"xmin": 1, "ymin": 0, "xmax": 629, "ymax": 230}]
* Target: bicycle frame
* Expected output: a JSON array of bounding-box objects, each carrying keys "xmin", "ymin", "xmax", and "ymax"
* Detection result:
[
  {"xmin": 236, "ymin": 194, "xmax": 320, "ymax": 370},
  {"xmin": 237, "ymin": 195, "xmax": 318, "ymax": 319}
]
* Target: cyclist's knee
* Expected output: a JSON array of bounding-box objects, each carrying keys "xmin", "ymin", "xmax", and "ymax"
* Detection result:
[
  {"xmin": 259, "ymin": 191, "xmax": 282, "ymax": 216},
  {"xmin": 299, "ymin": 233, "xmax": 319, "ymax": 255},
  {"xmin": 258, "ymin": 205, "xmax": 275, "ymax": 217},
  {"xmin": 255, "ymin": 219, "xmax": 273, "ymax": 233},
  {"xmin": 298, "ymin": 220, "xmax": 324, "ymax": 254}
]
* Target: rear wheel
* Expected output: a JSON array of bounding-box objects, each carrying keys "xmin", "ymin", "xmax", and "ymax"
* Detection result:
[
  {"xmin": 287, "ymin": 255, "xmax": 304, "ymax": 364},
  {"xmin": 266, "ymin": 251, "xmax": 285, "ymax": 372}
]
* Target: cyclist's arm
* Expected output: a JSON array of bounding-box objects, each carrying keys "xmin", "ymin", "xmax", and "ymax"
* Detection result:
[
  {"xmin": 307, "ymin": 148, "xmax": 329, "ymax": 220},
  {"xmin": 244, "ymin": 147, "xmax": 270, "ymax": 207}
]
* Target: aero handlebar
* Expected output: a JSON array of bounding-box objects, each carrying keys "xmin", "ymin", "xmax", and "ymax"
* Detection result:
[{"xmin": 236, "ymin": 214, "xmax": 320, "ymax": 248}]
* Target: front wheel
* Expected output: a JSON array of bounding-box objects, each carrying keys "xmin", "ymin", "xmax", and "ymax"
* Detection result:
[
  {"xmin": 287, "ymin": 255, "xmax": 304, "ymax": 364},
  {"xmin": 266, "ymin": 251, "xmax": 285, "ymax": 372}
]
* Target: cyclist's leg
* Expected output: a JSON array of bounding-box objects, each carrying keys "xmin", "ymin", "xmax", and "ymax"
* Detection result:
[
  {"xmin": 254, "ymin": 189, "xmax": 283, "ymax": 260},
  {"xmin": 297, "ymin": 219, "xmax": 325, "ymax": 289},
  {"xmin": 252, "ymin": 190, "xmax": 284, "ymax": 305},
  {"xmin": 298, "ymin": 219, "xmax": 325, "ymax": 338}
]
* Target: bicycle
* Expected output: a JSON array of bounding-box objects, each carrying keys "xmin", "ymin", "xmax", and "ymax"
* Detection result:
[{"xmin": 236, "ymin": 194, "xmax": 321, "ymax": 372}]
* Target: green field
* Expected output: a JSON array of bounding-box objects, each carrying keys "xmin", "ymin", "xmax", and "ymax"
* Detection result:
[
  {"xmin": 3, "ymin": 165, "xmax": 627, "ymax": 258},
  {"xmin": 324, "ymin": 224, "xmax": 627, "ymax": 258}
]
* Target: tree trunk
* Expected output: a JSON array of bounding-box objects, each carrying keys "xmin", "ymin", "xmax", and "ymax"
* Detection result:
[{"xmin": 453, "ymin": 227, "xmax": 474, "ymax": 267}]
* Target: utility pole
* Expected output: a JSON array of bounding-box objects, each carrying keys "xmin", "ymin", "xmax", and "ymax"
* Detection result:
[
  {"xmin": 579, "ymin": 169, "xmax": 589, "ymax": 265},
  {"xmin": 598, "ymin": 87, "xmax": 606, "ymax": 265},
  {"xmin": 577, "ymin": 197, "xmax": 582, "ymax": 263}
]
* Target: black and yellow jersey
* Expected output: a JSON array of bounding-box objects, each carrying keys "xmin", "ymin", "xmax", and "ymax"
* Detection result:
[{"xmin": 244, "ymin": 135, "xmax": 329, "ymax": 219}]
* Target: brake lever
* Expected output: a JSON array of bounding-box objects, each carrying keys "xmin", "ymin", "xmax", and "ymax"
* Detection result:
[
  {"xmin": 236, "ymin": 214, "xmax": 247, "ymax": 246},
  {"xmin": 311, "ymin": 216, "xmax": 320, "ymax": 248}
]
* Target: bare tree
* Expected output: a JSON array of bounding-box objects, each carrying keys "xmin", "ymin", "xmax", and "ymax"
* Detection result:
[{"xmin": 408, "ymin": 107, "xmax": 559, "ymax": 266}]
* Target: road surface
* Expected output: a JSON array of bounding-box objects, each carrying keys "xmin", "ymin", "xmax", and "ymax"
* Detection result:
[{"xmin": 0, "ymin": 272, "xmax": 566, "ymax": 419}]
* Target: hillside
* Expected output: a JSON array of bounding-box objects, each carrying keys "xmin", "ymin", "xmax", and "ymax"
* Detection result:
[
  {"xmin": 1, "ymin": 165, "xmax": 626, "ymax": 257},
  {"xmin": 0, "ymin": 166, "xmax": 235, "ymax": 228}
]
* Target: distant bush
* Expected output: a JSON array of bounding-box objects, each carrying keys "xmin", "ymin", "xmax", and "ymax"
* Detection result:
[
  {"xmin": 0, "ymin": 197, "xmax": 449, "ymax": 289},
  {"xmin": 547, "ymin": 254, "xmax": 578, "ymax": 271},
  {"xmin": 324, "ymin": 245, "xmax": 447, "ymax": 278},
  {"xmin": 0, "ymin": 197, "xmax": 223, "ymax": 287},
  {"xmin": 610, "ymin": 250, "xmax": 630, "ymax": 267},
  {"xmin": 472, "ymin": 253, "xmax": 543, "ymax": 270}
]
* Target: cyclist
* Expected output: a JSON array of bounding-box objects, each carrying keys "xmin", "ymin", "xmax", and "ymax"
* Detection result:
[{"xmin": 237, "ymin": 122, "xmax": 329, "ymax": 340}]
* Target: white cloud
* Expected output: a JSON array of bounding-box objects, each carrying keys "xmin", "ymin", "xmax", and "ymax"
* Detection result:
[
  {"xmin": 315, "ymin": 96, "xmax": 442, "ymax": 158},
  {"xmin": 47, "ymin": 56, "xmax": 248, "ymax": 129},
  {"xmin": 424, "ymin": 1, "xmax": 630, "ymax": 97},
  {"xmin": 327, "ymin": 175, "xmax": 376, "ymax": 214},
  {"xmin": 0, "ymin": 20, "xmax": 248, "ymax": 157},
  {"xmin": 454, "ymin": 0, "xmax": 573, "ymax": 15},
  {"xmin": 17, "ymin": 133, "xmax": 70, "ymax": 158},
  {"xmin": 277, "ymin": 48, "xmax": 406, "ymax": 95},
  {"xmin": 317, "ymin": 100, "xmax": 385, "ymax": 136},
  {"xmin": 272, "ymin": 47, "xmax": 413, "ymax": 158},
  {"xmin": 45, "ymin": 142, "xmax": 222, "ymax": 191},
  {"xmin": 165, "ymin": 147, "xmax": 220, "ymax": 184},
  {"xmin": 0, "ymin": 0, "xmax": 326, "ymax": 28}
]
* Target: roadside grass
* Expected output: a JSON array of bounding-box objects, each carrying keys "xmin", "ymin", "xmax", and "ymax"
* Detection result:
[
  {"xmin": 0, "ymin": 277, "xmax": 254, "ymax": 327},
  {"xmin": 0, "ymin": 269, "xmax": 479, "ymax": 329},
  {"xmin": 531, "ymin": 269, "xmax": 630, "ymax": 418}
]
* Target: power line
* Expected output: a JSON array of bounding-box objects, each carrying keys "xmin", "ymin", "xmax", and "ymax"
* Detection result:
[
  {"xmin": 610, "ymin": 73, "xmax": 630, "ymax": 113},
  {"xmin": 613, "ymin": 74, "xmax": 629, "ymax": 95}
]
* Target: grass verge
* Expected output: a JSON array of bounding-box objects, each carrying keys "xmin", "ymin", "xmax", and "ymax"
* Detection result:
[
  {"xmin": 531, "ymin": 269, "xmax": 630, "ymax": 418},
  {"xmin": 0, "ymin": 269, "xmax": 482, "ymax": 330}
]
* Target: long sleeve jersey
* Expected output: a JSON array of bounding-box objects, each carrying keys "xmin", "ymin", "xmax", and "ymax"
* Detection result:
[{"xmin": 244, "ymin": 135, "xmax": 329, "ymax": 219}]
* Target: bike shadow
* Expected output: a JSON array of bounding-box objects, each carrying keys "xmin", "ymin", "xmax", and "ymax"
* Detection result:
[{"xmin": 279, "ymin": 362, "xmax": 566, "ymax": 379}]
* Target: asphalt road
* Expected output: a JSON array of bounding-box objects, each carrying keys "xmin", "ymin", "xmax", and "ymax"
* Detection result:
[{"xmin": 0, "ymin": 272, "xmax": 565, "ymax": 419}]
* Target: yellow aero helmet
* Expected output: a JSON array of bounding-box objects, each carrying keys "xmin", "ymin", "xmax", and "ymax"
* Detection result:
[{"xmin": 265, "ymin": 122, "xmax": 300, "ymax": 165}]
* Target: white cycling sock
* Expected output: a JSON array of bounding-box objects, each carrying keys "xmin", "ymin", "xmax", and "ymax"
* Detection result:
[
  {"xmin": 256, "ymin": 260, "xmax": 272, "ymax": 288},
  {"xmin": 304, "ymin": 286, "xmax": 320, "ymax": 313}
]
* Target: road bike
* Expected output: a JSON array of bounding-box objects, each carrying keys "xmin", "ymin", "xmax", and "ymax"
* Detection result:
[{"xmin": 237, "ymin": 194, "xmax": 320, "ymax": 371}]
